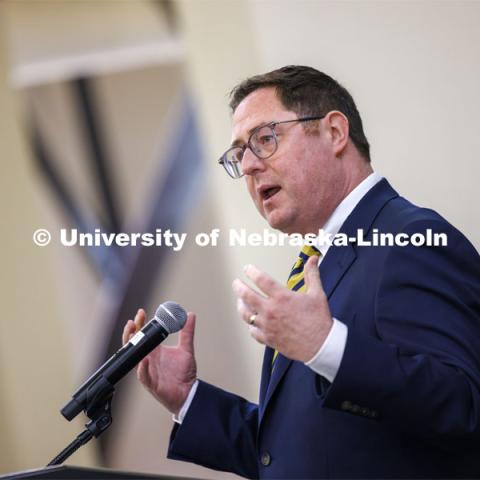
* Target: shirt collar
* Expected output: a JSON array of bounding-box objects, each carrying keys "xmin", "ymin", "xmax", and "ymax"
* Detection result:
[{"xmin": 315, "ymin": 171, "xmax": 383, "ymax": 257}]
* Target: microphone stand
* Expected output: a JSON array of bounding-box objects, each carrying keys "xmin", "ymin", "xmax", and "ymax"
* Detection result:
[{"xmin": 47, "ymin": 381, "xmax": 115, "ymax": 466}]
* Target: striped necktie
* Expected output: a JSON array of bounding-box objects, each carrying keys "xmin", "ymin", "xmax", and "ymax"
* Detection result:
[{"xmin": 272, "ymin": 244, "xmax": 321, "ymax": 365}]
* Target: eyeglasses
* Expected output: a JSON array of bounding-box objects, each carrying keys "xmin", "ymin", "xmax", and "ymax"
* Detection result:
[{"xmin": 218, "ymin": 115, "xmax": 325, "ymax": 179}]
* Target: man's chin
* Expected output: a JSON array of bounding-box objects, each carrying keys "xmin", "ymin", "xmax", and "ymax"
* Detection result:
[{"xmin": 265, "ymin": 213, "xmax": 294, "ymax": 234}]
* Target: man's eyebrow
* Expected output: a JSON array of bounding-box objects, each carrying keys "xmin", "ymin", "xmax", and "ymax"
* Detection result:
[
  {"xmin": 231, "ymin": 138, "xmax": 244, "ymax": 148},
  {"xmin": 231, "ymin": 121, "xmax": 272, "ymax": 147}
]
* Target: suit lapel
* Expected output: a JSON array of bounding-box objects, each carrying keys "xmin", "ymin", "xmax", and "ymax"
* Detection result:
[
  {"xmin": 320, "ymin": 178, "xmax": 399, "ymax": 300},
  {"xmin": 259, "ymin": 350, "xmax": 292, "ymax": 422},
  {"xmin": 258, "ymin": 179, "xmax": 399, "ymax": 423},
  {"xmin": 320, "ymin": 242, "xmax": 357, "ymax": 298},
  {"xmin": 259, "ymin": 347, "xmax": 274, "ymax": 407}
]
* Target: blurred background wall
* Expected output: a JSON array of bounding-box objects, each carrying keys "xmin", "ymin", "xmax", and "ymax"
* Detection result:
[{"xmin": 0, "ymin": 0, "xmax": 478, "ymax": 478}]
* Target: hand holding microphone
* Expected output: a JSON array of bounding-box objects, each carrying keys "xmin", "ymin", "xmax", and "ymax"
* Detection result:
[
  {"xmin": 62, "ymin": 301, "xmax": 196, "ymax": 421},
  {"xmin": 123, "ymin": 306, "xmax": 197, "ymax": 415},
  {"xmin": 51, "ymin": 301, "xmax": 195, "ymax": 466}
]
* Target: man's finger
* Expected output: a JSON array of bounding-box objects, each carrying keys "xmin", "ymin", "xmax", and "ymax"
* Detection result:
[
  {"xmin": 179, "ymin": 312, "xmax": 196, "ymax": 354},
  {"xmin": 248, "ymin": 325, "xmax": 266, "ymax": 345},
  {"xmin": 304, "ymin": 255, "xmax": 323, "ymax": 294},
  {"xmin": 237, "ymin": 298, "xmax": 260, "ymax": 327},
  {"xmin": 232, "ymin": 279, "xmax": 265, "ymax": 311},
  {"xmin": 122, "ymin": 319, "xmax": 135, "ymax": 345},
  {"xmin": 134, "ymin": 308, "xmax": 146, "ymax": 331},
  {"xmin": 244, "ymin": 264, "xmax": 282, "ymax": 296}
]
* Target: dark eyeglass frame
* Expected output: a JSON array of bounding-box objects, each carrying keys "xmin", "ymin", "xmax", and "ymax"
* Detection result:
[{"xmin": 218, "ymin": 115, "xmax": 326, "ymax": 179}]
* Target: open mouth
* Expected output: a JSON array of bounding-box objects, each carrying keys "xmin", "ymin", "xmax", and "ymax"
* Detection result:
[{"xmin": 261, "ymin": 186, "xmax": 281, "ymax": 201}]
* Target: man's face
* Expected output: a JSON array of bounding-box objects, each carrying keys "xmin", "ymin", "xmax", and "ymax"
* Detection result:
[{"xmin": 231, "ymin": 87, "xmax": 345, "ymax": 235}]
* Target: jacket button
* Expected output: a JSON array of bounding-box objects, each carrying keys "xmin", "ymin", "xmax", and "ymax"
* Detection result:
[
  {"xmin": 261, "ymin": 452, "xmax": 271, "ymax": 466},
  {"xmin": 341, "ymin": 400, "xmax": 352, "ymax": 411}
]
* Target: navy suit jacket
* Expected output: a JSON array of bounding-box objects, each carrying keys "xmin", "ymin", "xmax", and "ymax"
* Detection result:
[{"xmin": 168, "ymin": 179, "xmax": 480, "ymax": 478}]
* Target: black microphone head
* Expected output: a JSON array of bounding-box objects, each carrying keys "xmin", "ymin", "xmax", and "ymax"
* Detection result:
[{"xmin": 155, "ymin": 301, "xmax": 187, "ymax": 333}]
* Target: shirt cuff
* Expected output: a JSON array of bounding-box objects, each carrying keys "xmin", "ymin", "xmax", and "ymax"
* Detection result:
[
  {"xmin": 305, "ymin": 318, "xmax": 348, "ymax": 383},
  {"xmin": 172, "ymin": 379, "xmax": 199, "ymax": 424}
]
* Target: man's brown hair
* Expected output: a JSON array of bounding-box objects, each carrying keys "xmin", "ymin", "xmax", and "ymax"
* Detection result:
[{"xmin": 229, "ymin": 65, "xmax": 371, "ymax": 162}]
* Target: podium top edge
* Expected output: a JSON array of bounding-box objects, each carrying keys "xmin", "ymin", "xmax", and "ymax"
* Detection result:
[{"xmin": 0, "ymin": 465, "xmax": 204, "ymax": 480}]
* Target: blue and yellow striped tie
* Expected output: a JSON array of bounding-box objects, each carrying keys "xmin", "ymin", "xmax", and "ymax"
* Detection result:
[{"xmin": 272, "ymin": 244, "xmax": 321, "ymax": 365}]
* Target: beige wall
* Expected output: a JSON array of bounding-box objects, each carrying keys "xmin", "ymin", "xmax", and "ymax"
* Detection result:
[
  {"xmin": 179, "ymin": 0, "xmax": 480, "ymax": 251},
  {"xmin": 249, "ymin": 0, "xmax": 480, "ymax": 248},
  {"xmin": 0, "ymin": 0, "xmax": 479, "ymax": 477}
]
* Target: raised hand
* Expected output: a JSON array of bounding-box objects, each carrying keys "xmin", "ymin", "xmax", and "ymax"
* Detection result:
[
  {"xmin": 122, "ymin": 308, "xmax": 197, "ymax": 415},
  {"xmin": 233, "ymin": 256, "xmax": 333, "ymax": 362}
]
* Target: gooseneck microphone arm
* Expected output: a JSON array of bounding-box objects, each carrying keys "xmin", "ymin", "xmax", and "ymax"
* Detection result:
[{"xmin": 47, "ymin": 301, "xmax": 187, "ymax": 466}]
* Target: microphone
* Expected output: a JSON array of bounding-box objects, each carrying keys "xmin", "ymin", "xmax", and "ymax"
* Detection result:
[{"xmin": 61, "ymin": 301, "xmax": 187, "ymax": 421}]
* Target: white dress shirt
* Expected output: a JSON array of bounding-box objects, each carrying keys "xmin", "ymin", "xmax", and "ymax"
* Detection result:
[{"xmin": 175, "ymin": 172, "xmax": 383, "ymax": 423}]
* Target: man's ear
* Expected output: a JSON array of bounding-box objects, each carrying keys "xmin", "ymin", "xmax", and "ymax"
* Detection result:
[{"xmin": 325, "ymin": 111, "xmax": 349, "ymax": 156}]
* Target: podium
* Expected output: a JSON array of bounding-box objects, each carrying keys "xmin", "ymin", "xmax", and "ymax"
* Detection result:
[{"xmin": 0, "ymin": 466, "xmax": 200, "ymax": 480}]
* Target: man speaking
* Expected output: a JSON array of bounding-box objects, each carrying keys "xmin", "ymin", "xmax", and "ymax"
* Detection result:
[{"xmin": 123, "ymin": 66, "xmax": 480, "ymax": 479}]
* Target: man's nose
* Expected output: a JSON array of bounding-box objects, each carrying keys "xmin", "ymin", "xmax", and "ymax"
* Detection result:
[{"xmin": 242, "ymin": 148, "xmax": 267, "ymax": 176}]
